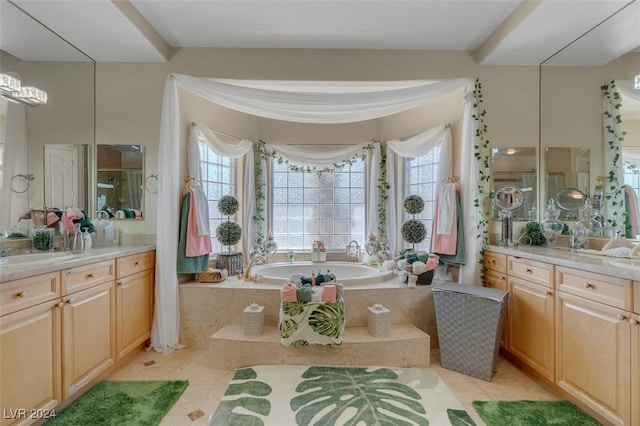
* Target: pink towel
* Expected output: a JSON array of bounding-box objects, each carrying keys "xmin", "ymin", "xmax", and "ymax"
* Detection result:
[
  {"xmin": 61, "ymin": 207, "xmax": 84, "ymax": 233},
  {"xmin": 425, "ymin": 256, "xmax": 439, "ymax": 271},
  {"xmin": 281, "ymin": 282, "xmax": 298, "ymax": 302},
  {"xmin": 432, "ymin": 184, "xmax": 459, "ymax": 255},
  {"xmin": 185, "ymin": 189, "xmax": 212, "ymax": 257},
  {"xmin": 322, "ymin": 284, "xmax": 337, "ymax": 302},
  {"xmin": 624, "ymin": 185, "xmax": 639, "ymax": 237},
  {"xmin": 46, "ymin": 212, "xmax": 60, "ymax": 226}
]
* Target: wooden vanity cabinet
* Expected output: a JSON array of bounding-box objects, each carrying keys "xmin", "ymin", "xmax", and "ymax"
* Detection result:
[
  {"xmin": 482, "ymin": 252, "xmax": 508, "ymax": 346},
  {"xmin": 61, "ymin": 261, "xmax": 116, "ymax": 399},
  {"xmin": 115, "ymin": 251, "xmax": 155, "ymax": 360},
  {"xmin": 506, "ymin": 256, "xmax": 555, "ymax": 382},
  {"xmin": 555, "ymin": 267, "xmax": 634, "ymax": 426},
  {"xmin": 0, "ymin": 298, "xmax": 62, "ymax": 426}
]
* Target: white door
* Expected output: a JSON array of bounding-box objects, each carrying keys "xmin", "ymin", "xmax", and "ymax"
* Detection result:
[{"xmin": 44, "ymin": 145, "xmax": 78, "ymax": 209}]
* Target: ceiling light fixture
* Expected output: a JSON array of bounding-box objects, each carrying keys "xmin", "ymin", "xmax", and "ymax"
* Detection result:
[
  {"xmin": 635, "ymin": 74, "xmax": 640, "ymax": 90},
  {"xmin": 0, "ymin": 73, "xmax": 48, "ymax": 106}
]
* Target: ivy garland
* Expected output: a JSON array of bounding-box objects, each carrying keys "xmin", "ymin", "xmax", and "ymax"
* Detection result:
[
  {"xmin": 377, "ymin": 150, "xmax": 389, "ymax": 235},
  {"xmin": 252, "ymin": 140, "xmax": 376, "ymax": 243},
  {"xmin": 471, "ymin": 79, "xmax": 492, "ymax": 280},
  {"xmin": 601, "ymin": 80, "xmax": 627, "ymax": 232}
]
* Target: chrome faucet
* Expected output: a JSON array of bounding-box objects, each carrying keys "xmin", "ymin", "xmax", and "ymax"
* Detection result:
[
  {"xmin": 0, "ymin": 248, "xmax": 12, "ymax": 257},
  {"xmin": 243, "ymin": 255, "xmax": 266, "ymax": 281}
]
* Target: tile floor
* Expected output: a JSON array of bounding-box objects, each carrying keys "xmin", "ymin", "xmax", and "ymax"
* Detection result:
[{"xmin": 108, "ymin": 348, "xmax": 558, "ymax": 426}]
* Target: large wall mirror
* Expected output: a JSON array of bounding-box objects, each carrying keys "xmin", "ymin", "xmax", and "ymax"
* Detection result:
[
  {"xmin": 491, "ymin": 147, "xmax": 537, "ymax": 221},
  {"xmin": 0, "ymin": 1, "xmax": 95, "ymax": 234},
  {"xmin": 540, "ymin": 2, "xmax": 640, "ymax": 239},
  {"xmin": 96, "ymin": 145, "xmax": 144, "ymax": 220}
]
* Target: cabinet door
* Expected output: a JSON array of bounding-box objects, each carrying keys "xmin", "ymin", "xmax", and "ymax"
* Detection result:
[
  {"xmin": 556, "ymin": 291, "xmax": 631, "ymax": 426},
  {"xmin": 62, "ymin": 281, "xmax": 116, "ymax": 399},
  {"xmin": 0, "ymin": 300, "xmax": 61, "ymax": 426},
  {"xmin": 632, "ymin": 313, "xmax": 639, "ymax": 426},
  {"xmin": 508, "ymin": 275, "xmax": 555, "ymax": 381},
  {"xmin": 116, "ymin": 269, "xmax": 153, "ymax": 360}
]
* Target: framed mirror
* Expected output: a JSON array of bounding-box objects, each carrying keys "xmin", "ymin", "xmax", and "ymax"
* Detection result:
[
  {"xmin": 96, "ymin": 145, "xmax": 144, "ymax": 220},
  {"xmin": 491, "ymin": 147, "xmax": 536, "ymax": 220},
  {"xmin": 493, "ymin": 185, "xmax": 524, "ymax": 211}
]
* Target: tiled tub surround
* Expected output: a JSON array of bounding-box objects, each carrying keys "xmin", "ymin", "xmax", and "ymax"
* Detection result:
[{"xmin": 179, "ymin": 277, "xmax": 438, "ymax": 349}]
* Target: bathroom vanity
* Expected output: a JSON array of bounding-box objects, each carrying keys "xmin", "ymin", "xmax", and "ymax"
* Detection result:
[
  {"xmin": 484, "ymin": 245, "xmax": 639, "ymax": 426},
  {"xmin": 0, "ymin": 246, "xmax": 155, "ymax": 426}
]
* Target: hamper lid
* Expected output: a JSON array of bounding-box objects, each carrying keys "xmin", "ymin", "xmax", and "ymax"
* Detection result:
[{"xmin": 432, "ymin": 282, "xmax": 507, "ymax": 302}]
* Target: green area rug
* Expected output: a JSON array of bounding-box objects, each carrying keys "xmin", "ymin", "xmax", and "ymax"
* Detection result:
[
  {"xmin": 472, "ymin": 400, "xmax": 600, "ymax": 426},
  {"xmin": 46, "ymin": 380, "xmax": 188, "ymax": 426},
  {"xmin": 210, "ymin": 365, "xmax": 476, "ymax": 425}
]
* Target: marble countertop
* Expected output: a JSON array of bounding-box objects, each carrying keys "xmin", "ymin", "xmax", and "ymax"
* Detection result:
[
  {"xmin": 0, "ymin": 245, "xmax": 156, "ymax": 282},
  {"xmin": 486, "ymin": 245, "xmax": 640, "ymax": 281}
]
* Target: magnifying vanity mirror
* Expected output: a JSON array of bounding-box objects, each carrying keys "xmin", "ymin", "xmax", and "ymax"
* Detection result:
[
  {"xmin": 96, "ymin": 145, "xmax": 144, "ymax": 220},
  {"xmin": 493, "ymin": 185, "xmax": 524, "ymax": 247}
]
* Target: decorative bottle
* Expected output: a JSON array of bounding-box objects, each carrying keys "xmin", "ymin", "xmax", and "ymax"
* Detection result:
[
  {"xmin": 540, "ymin": 199, "xmax": 564, "ymax": 248},
  {"xmin": 570, "ymin": 221, "xmax": 589, "ymax": 251}
]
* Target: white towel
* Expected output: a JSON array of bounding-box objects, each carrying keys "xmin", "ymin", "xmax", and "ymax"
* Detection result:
[
  {"xmin": 436, "ymin": 183, "xmax": 457, "ymax": 235},
  {"xmin": 188, "ymin": 180, "xmax": 210, "ymax": 236}
]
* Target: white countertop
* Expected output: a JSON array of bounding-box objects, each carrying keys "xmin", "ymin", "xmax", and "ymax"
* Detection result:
[
  {"xmin": 486, "ymin": 244, "xmax": 640, "ymax": 281},
  {"xmin": 0, "ymin": 245, "xmax": 156, "ymax": 282}
]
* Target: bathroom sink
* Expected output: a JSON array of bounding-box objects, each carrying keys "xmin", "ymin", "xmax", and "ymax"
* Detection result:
[{"xmin": 0, "ymin": 252, "xmax": 75, "ymax": 266}]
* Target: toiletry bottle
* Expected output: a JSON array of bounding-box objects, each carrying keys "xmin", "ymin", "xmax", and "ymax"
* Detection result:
[
  {"xmin": 71, "ymin": 223, "xmax": 85, "ymax": 253},
  {"xmin": 82, "ymin": 227, "xmax": 92, "ymax": 250}
]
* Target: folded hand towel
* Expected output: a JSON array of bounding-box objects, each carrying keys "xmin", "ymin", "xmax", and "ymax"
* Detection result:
[
  {"xmin": 412, "ymin": 261, "xmax": 426, "ymax": 274},
  {"xmin": 46, "ymin": 212, "xmax": 60, "ymax": 226},
  {"xmin": 281, "ymin": 283, "xmax": 298, "ymax": 302},
  {"xmin": 61, "ymin": 207, "xmax": 84, "ymax": 233},
  {"xmin": 311, "ymin": 287, "xmax": 323, "ymax": 303},
  {"xmin": 322, "ymin": 284, "xmax": 337, "ymax": 302},
  {"xmin": 426, "ymin": 256, "xmax": 439, "ymax": 271},
  {"xmin": 296, "ymin": 285, "xmax": 312, "ymax": 303}
]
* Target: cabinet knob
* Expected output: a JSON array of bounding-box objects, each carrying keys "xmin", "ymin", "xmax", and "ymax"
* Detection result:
[
  {"xmin": 525, "ymin": 268, "xmax": 533, "ymax": 273},
  {"xmin": 616, "ymin": 314, "xmax": 626, "ymax": 321},
  {"xmin": 500, "ymin": 276, "xmax": 505, "ymax": 281},
  {"xmin": 16, "ymin": 291, "xmax": 25, "ymax": 298},
  {"xmin": 630, "ymin": 319, "xmax": 639, "ymax": 326},
  {"xmin": 546, "ymin": 291, "xmax": 553, "ymax": 297},
  {"xmin": 489, "ymin": 259, "xmax": 495, "ymax": 264},
  {"xmin": 87, "ymin": 273, "xmax": 94, "ymax": 278},
  {"xmin": 134, "ymin": 261, "xmax": 140, "ymax": 266},
  {"xmin": 117, "ymin": 281, "xmax": 123, "ymax": 287},
  {"xmin": 66, "ymin": 299, "xmax": 72, "ymax": 305},
  {"xmin": 584, "ymin": 282, "xmax": 594, "ymax": 289},
  {"xmin": 57, "ymin": 301, "xmax": 64, "ymax": 308}
]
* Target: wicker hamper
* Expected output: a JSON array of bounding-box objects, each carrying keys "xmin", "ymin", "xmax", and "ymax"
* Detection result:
[{"xmin": 433, "ymin": 282, "xmax": 508, "ymax": 381}]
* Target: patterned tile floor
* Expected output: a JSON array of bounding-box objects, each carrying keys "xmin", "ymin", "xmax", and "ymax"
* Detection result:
[{"xmin": 108, "ymin": 348, "xmax": 558, "ymax": 426}]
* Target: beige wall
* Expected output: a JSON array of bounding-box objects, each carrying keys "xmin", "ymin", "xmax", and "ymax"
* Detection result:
[{"xmin": 95, "ymin": 48, "xmax": 541, "ymax": 235}]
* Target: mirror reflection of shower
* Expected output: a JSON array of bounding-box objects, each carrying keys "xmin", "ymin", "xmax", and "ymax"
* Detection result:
[{"xmin": 96, "ymin": 145, "xmax": 144, "ymax": 219}]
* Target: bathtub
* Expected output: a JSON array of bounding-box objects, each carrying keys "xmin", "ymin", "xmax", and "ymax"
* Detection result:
[{"xmin": 251, "ymin": 261, "xmax": 395, "ymax": 286}]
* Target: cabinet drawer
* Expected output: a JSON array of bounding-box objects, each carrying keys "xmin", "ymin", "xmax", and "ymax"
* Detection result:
[
  {"xmin": 508, "ymin": 256, "xmax": 554, "ymax": 287},
  {"xmin": 62, "ymin": 260, "xmax": 115, "ymax": 295},
  {"xmin": 116, "ymin": 251, "xmax": 155, "ymax": 279},
  {"xmin": 484, "ymin": 251, "xmax": 507, "ymax": 274},
  {"xmin": 484, "ymin": 269, "xmax": 507, "ymax": 290},
  {"xmin": 557, "ymin": 266, "xmax": 632, "ymax": 310},
  {"xmin": 0, "ymin": 272, "xmax": 60, "ymax": 316}
]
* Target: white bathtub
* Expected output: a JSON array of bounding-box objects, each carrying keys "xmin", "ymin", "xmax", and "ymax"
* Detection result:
[{"xmin": 251, "ymin": 261, "xmax": 395, "ymax": 286}]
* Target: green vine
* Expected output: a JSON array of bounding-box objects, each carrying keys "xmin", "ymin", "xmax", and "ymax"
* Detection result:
[
  {"xmin": 471, "ymin": 79, "xmax": 491, "ymax": 281},
  {"xmin": 377, "ymin": 149, "xmax": 389, "ymax": 236},
  {"xmin": 601, "ymin": 80, "xmax": 626, "ymax": 233},
  {"xmin": 252, "ymin": 148, "xmax": 266, "ymax": 245}
]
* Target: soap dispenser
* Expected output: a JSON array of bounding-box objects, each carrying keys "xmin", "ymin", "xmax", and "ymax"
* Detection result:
[{"xmin": 71, "ymin": 223, "xmax": 85, "ymax": 253}]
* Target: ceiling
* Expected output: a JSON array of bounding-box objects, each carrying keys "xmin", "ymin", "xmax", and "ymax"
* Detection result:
[{"xmin": 1, "ymin": 0, "xmax": 639, "ymax": 65}]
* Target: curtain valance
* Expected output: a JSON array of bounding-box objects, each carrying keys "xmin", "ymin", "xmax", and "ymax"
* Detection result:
[{"xmin": 173, "ymin": 74, "xmax": 468, "ymax": 123}]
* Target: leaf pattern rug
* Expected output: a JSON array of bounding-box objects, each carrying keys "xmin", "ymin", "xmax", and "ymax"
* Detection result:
[{"xmin": 210, "ymin": 365, "xmax": 476, "ymax": 425}]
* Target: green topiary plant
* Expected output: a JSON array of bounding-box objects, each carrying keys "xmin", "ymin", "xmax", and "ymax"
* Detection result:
[{"xmin": 216, "ymin": 195, "xmax": 242, "ymax": 252}]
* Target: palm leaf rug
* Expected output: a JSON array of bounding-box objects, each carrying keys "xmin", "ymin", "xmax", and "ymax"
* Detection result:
[
  {"xmin": 210, "ymin": 365, "xmax": 476, "ymax": 425},
  {"xmin": 472, "ymin": 400, "xmax": 601, "ymax": 426},
  {"xmin": 45, "ymin": 380, "xmax": 188, "ymax": 426}
]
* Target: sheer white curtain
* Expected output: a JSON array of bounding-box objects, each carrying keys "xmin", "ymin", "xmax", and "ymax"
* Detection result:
[
  {"xmin": 602, "ymin": 80, "xmax": 626, "ymax": 236},
  {"xmin": 458, "ymin": 81, "xmax": 488, "ymax": 284},
  {"xmin": 618, "ymin": 80, "xmax": 640, "ymax": 168},
  {"xmin": 385, "ymin": 124, "xmax": 453, "ymax": 255},
  {"xmin": 188, "ymin": 122, "xmax": 256, "ymax": 254},
  {"xmin": 152, "ymin": 73, "xmax": 472, "ymax": 351}
]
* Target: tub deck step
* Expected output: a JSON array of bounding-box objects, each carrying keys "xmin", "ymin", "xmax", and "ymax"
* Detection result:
[{"xmin": 209, "ymin": 324, "xmax": 430, "ymax": 369}]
